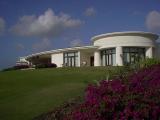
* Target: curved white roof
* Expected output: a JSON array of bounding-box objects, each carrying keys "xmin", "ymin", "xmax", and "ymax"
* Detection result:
[
  {"xmin": 24, "ymin": 45, "xmax": 98, "ymax": 59},
  {"xmin": 91, "ymin": 31, "xmax": 159, "ymax": 42}
]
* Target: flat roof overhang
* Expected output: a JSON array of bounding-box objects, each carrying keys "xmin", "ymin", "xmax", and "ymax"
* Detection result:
[
  {"xmin": 91, "ymin": 31, "xmax": 159, "ymax": 42},
  {"xmin": 24, "ymin": 45, "xmax": 99, "ymax": 59}
]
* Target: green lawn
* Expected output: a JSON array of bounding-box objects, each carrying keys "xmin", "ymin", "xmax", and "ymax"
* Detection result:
[{"xmin": 0, "ymin": 67, "xmax": 124, "ymax": 120}]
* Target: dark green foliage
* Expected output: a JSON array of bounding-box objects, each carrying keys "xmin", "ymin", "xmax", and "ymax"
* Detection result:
[
  {"xmin": 35, "ymin": 63, "xmax": 57, "ymax": 69},
  {"xmin": 14, "ymin": 65, "xmax": 30, "ymax": 69},
  {"xmin": 138, "ymin": 58, "xmax": 160, "ymax": 68},
  {"xmin": 2, "ymin": 65, "xmax": 30, "ymax": 71},
  {"xmin": 2, "ymin": 67, "xmax": 15, "ymax": 71},
  {"xmin": 130, "ymin": 58, "xmax": 160, "ymax": 71}
]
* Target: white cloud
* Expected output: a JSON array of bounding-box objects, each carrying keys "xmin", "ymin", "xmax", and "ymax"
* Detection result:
[
  {"xmin": 84, "ymin": 7, "xmax": 96, "ymax": 17},
  {"xmin": 70, "ymin": 39, "xmax": 83, "ymax": 47},
  {"xmin": 0, "ymin": 17, "xmax": 5, "ymax": 35},
  {"xmin": 32, "ymin": 38, "xmax": 51, "ymax": 52},
  {"xmin": 146, "ymin": 11, "xmax": 160, "ymax": 32},
  {"xmin": 10, "ymin": 8, "xmax": 82, "ymax": 37}
]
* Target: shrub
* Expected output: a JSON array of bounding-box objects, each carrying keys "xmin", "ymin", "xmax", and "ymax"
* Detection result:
[
  {"xmin": 131, "ymin": 58, "xmax": 160, "ymax": 71},
  {"xmin": 65, "ymin": 65, "xmax": 160, "ymax": 120},
  {"xmin": 138, "ymin": 58, "xmax": 160, "ymax": 68},
  {"xmin": 35, "ymin": 64, "xmax": 46, "ymax": 69},
  {"xmin": 2, "ymin": 65, "xmax": 30, "ymax": 71},
  {"xmin": 2, "ymin": 67, "xmax": 15, "ymax": 71},
  {"xmin": 35, "ymin": 63, "xmax": 57, "ymax": 69},
  {"xmin": 46, "ymin": 63, "xmax": 57, "ymax": 68},
  {"xmin": 14, "ymin": 65, "xmax": 30, "ymax": 69}
]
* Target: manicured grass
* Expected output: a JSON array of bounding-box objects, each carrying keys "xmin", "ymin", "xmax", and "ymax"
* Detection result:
[{"xmin": 0, "ymin": 67, "xmax": 125, "ymax": 120}]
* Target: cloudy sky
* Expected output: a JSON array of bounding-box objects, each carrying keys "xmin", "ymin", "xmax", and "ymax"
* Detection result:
[{"xmin": 0, "ymin": 0, "xmax": 160, "ymax": 69}]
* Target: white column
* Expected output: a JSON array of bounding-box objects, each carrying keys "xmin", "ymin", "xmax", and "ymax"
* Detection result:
[
  {"xmin": 78, "ymin": 51, "xmax": 81, "ymax": 67},
  {"xmin": 116, "ymin": 46, "xmax": 123, "ymax": 66},
  {"xmin": 94, "ymin": 51, "xmax": 101, "ymax": 66},
  {"xmin": 146, "ymin": 47, "xmax": 153, "ymax": 58}
]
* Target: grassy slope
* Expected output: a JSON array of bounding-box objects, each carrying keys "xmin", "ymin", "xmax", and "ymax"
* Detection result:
[{"xmin": 0, "ymin": 67, "xmax": 121, "ymax": 120}]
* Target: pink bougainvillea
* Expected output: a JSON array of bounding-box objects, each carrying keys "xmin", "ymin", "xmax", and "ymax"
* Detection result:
[{"xmin": 65, "ymin": 65, "xmax": 160, "ymax": 120}]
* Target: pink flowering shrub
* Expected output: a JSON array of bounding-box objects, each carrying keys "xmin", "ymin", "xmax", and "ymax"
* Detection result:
[{"xmin": 65, "ymin": 65, "xmax": 160, "ymax": 120}]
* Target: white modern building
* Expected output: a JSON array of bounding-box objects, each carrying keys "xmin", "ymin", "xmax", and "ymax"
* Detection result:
[{"xmin": 18, "ymin": 31, "xmax": 160, "ymax": 67}]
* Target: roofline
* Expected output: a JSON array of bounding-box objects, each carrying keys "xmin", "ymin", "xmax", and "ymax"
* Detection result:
[
  {"xmin": 24, "ymin": 45, "xmax": 99, "ymax": 59},
  {"xmin": 91, "ymin": 31, "xmax": 159, "ymax": 42}
]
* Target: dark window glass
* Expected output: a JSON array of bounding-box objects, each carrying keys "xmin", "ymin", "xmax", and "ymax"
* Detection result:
[
  {"xmin": 101, "ymin": 48, "xmax": 116, "ymax": 66},
  {"xmin": 63, "ymin": 52, "xmax": 78, "ymax": 67},
  {"xmin": 123, "ymin": 47, "xmax": 145, "ymax": 65}
]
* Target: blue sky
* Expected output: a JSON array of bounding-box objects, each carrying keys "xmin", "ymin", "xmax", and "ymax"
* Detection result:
[{"xmin": 0, "ymin": 0, "xmax": 160, "ymax": 69}]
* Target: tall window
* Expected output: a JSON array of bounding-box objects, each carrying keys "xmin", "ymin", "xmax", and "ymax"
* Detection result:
[
  {"xmin": 123, "ymin": 47, "xmax": 145, "ymax": 65},
  {"xmin": 101, "ymin": 48, "xmax": 116, "ymax": 66},
  {"xmin": 63, "ymin": 52, "xmax": 78, "ymax": 67}
]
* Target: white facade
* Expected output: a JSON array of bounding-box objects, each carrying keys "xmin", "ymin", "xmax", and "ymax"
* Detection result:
[
  {"xmin": 19, "ymin": 31, "xmax": 159, "ymax": 67},
  {"xmin": 92, "ymin": 31, "xmax": 159, "ymax": 66},
  {"xmin": 51, "ymin": 53, "xmax": 63, "ymax": 67},
  {"xmin": 94, "ymin": 51, "xmax": 101, "ymax": 66},
  {"xmin": 115, "ymin": 46, "xmax": 123, "ymax": 66},
  {"xmin": 17, "ymin": 57, "xmax": 30, "ymax": 65}
]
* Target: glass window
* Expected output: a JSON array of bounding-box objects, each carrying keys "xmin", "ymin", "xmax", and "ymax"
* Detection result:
[
  {"xmin": 63, "ymin": 52, "xmax": 78, "ymax": 67},
  {"xmin": 75, "ymin": 52, "xmax": 78, "ymax": 56},
  {"xmin": 123, "ymin": 47, "xmax": 145, "ymax": 65},
  {"xmin": 112, "ymin": 49, "xmax": 115, "ymax": 53},
  {"xmin": 101, "ymin": 48, "xmax": 116, "ymax": 66},
  {"xmin": 67, "ymin": 53, "xmax": 74, "ymax": 56},
  {"xmin": 64, "ymin": 54, "xmax": 67, "ymax": 57}
]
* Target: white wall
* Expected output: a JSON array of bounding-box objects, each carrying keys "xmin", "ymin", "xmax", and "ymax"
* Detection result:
[
  {"xmin": 116, "ymin": 46, "xmax": 123, "ymax": 66},
  {"xmin": 51, "ymin": 53, "xmax": 63, "ymax": 67},
  {"xmin": 78, "ymin": 51, "xmax": 81, "ymax": 67},
  {"xmin": 94, "ymin": 51, "xmax": 101, "ymax": 66},
  {"xmin": 20, "ymin": 57, "xmax": 27, "ymax": 62},
  {"xmin": 94, "ymin": 36, "xmax": 156, "ymax": 48},
  {"xmin": 93, "ymin": 35, "xmax": 157, "ymax": 63},
  {"xmin": 19, "ymin": 57, "xmax": 30, "ymax": 64},
  {"xmin": 146, "ymin": 47, "xmax": 153, "ymax": 58}
]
